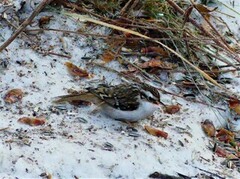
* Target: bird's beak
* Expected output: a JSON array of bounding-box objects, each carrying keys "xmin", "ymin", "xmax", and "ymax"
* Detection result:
[{"xmin": 154, "ymin": 101, "xmax": 161, "ymax": 107}]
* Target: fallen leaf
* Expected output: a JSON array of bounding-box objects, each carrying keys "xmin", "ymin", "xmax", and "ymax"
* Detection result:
[
  {"xmin": 229, "ymin": 98, "xmax": 239, "ymax": 109},
  {"xmin": 4, "ymin": 89, "xmax": 23, "ymax": 103},
  {"xmin": 228, "ymin": 98, "xmax": 240, "ymax": 115},
  {"xmin": 18, "ymin": 117, "xmax": 46, "ymax": 126},
  {"xmin": 65, "ymin": 62, "xmax": 92, "ymax": 78},
  {"xmin": 101, "ymin": 50, "xmax": 115, "ymax": 63},
  {"xmin": 140, "ymin": 58, "xmax": 177, "ymax": 70},
  {"xmin": 164, "ymin": 105, "xmax": 181, "ymax": 114},
  {"xmin": 39, "ymin": 16, "xmax": 52, "ymax": 27},
  {"xmin": 141, "ymin": 46, "xmax": 168, "ymax": 57},
  {"xmin": 201, "ymin": 119, "xmax": 216, "ymax": 137},
  {"xmin": 144, "ymin": 125, "xmax": 168, "ymax": 139},
  {"xmin": 141, "ymin": 58, "xmax": 162, "ymax": 68},
  {"xmin": 195, "ymin": 4, "xmax": 218, "ymax": 13},
  {"xmin": 216, "ymin": 128, "xmax": 235, "ymax": 143}
]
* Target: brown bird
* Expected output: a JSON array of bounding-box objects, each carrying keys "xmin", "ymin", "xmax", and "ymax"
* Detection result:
[{"xmin": 53, "ymin": 83, "xmax": 161, "ymax": 122}]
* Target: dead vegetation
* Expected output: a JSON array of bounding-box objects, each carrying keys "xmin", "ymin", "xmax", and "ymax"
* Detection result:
[
  {"xmin": 40, "ymin": 0, "xmax": 240, "ymax": 108},
  {"xmin": 49, "ymin": 0, "xmax": 240, "ymax": 92}
]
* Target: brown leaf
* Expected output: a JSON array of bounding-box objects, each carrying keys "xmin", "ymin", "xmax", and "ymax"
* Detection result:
[
  {"xmin": 229, "ymin": 98, "xmax": 240, "ymax": 109},
  {"xmin": 140, "ymin": 58, "xmax": 177, "ymax": 70},
  {"xmin": 228, "ymin": 98, "xmax": 240, "ymax": 115},
  {"xmin": 141, "ymin": 46, "xmax": 168, "ymax": 57},
  {"xmin": 4, "ymin": 89, "xmax": 23, "ymax": 103},
  {"xmin": 101, "ymin": 50, "xmax": 115, "ymax": 63},
  {"xmin": 141, "ymin": 58, "xmax": 163, "ymax": 68},
  {"xmin": 195, "ymin": 4, "xmax": 218, "ymax": 13},
  {"xmin": 164, "ymin": 105, "xmax": 181, "ymax": 114},
  {"xmin": 39, "ymin": 16, "xmax": 52, "ymax": 27},
  {"xmin": 216, "ymin": 128, "xmax": 235, "ymax": 143},
  {"xmin": 144, "ymin": 125, "xmax": 168, "ymax": 139},
  {"xmin": 201, "ymin": 119, "xmax": 216, "ymax": 137},
  {"xmin": 18, "ymin": 117, "xmax": 46, "ymax": 126},
  {"xmin": 65, "ymin": 62, "xmax": 92, "ymax": 78}
]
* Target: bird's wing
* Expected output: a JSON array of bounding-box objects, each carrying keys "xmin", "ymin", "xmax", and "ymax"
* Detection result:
[
  {"xmin": 53, "ymin": 92, "xmax": 102, "ymax": 105},
  {"xmin": 89, "ymin": 84, "xmax": 140, "ymax": 111}
]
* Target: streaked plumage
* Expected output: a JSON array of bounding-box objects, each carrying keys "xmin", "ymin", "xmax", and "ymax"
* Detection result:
[{"xmin": 53, "ymin": 83, "xmax": 161, "ymax": 122}]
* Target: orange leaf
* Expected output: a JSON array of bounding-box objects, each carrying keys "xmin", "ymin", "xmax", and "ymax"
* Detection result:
[
  {"xmin": 228, "ymin": 98, "xmax": 240, "ymax": 115},
  {"xmin": 4, "ymin": 89, "xmax": 23, "ymax": 103},
  {"xmin": 164, "ymin": 105, "xmax": 180, "ymax": 114},
  {"xmin": 141, "ymin": 46, "xmax": 168, "ymax": 57},
  {"xmin": 201, "ymin": 120, "xmax": 216, "ymax": 137},
  {"xmin": 65, "ymin": 62, "xmax": 92, "ymax": 78},
  {"xmin": 18, "ymin": 117, "xmax": 46, "ymax": 126},
  {"xmin": 216, "ymin": 128, "xmax": 235, "ymax": 143},
  {"xmin": 229, "ymin": 98, "xmax": 240, "ymax": 109},
  {"xmin": 140, "ymin": 58, "xmax": 177, "ymax": 70},
  {"xmin": 101, "ymin": 50, "xmax": 115, "ymax": 63},
  {"xmin": 144, "ymin": 125, "xmax": 168, "ymax": 139},
  {"xmin": 141, "ymin": 59, "xmax": 163, "ymax": 68}
]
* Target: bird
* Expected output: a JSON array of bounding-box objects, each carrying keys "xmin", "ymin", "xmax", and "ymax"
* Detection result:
[{"xmin": 53, "ymin": 83, "xmax": 162, "ymax": 122}]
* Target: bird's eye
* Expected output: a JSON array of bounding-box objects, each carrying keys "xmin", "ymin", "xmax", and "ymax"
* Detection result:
[
  {"xmin": 148, "ymin": 96, "xmax": 154, "ymax": 100},
  {"xmin": 147, "ymin": 96, "xmax": 156, "ymax": 102}
]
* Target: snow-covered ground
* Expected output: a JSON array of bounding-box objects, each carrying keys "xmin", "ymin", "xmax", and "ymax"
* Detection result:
[{"xmin": 0, "ymin": 0, "xmax": 240, "ymax": 178}]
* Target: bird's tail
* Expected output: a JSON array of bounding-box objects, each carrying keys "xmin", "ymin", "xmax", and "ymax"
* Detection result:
[{"xmin": 53, "ymin": 92, "xmax": 101, "ymax": 105}]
